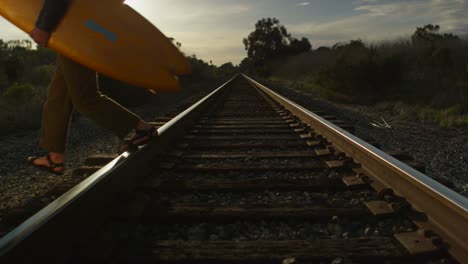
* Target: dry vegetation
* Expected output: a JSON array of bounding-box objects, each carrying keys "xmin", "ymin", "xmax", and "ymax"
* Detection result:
[{"xmin": 267, "ymin": 25, "xmax": 468, "ymax": 127}]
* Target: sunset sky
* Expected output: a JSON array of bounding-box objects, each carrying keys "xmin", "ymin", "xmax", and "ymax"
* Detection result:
[{"xmin": 1, "ymin": 0, "xmax": 467, "ymax": 65}]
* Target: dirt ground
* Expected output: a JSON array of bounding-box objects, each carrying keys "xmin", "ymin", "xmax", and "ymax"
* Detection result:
[{"xmin": 0, "ymin": 80, "xmax": 218, "ymax": 213}]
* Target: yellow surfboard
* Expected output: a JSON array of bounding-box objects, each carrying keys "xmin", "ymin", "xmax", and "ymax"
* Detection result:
[{"xmin": 0, "ymin": 0, "xmax": 191, "ymax": 91}]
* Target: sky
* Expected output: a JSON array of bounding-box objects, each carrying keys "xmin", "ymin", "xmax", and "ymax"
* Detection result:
[{"xmin": 1, "ymin": 0, "xmax": 467, "ymax": 65}]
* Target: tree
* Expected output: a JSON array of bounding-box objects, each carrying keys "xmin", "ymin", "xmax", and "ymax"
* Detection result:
[
  {"xmin": 243, "ymin": 18, "xmax": 291, "ymax": 62},
  {"xmin": 242, "ymin": 18, "xmax": 312, "ymax": 76},
  {"xmin": 412, "ymin": 24, "xmax": 460, "ymax": 47},
  {"xmin": 288, "ymin": 37, "xmax": 312, "ymax": 55},
  {"xmin": 217, "ymin": 62, "xmax": 238, "ymax": 78},
  {"xmin": 239, "ymin": 57, "xmax": 252, "ymax": 73},
  {"xmin": 316, "ymin": 46, "xmax": 331, "ymax": 53}
]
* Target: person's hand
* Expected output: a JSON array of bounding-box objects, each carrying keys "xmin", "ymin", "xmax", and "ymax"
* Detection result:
[{"xmin": 29, "ymin": 27, "xmax": 51, "ymax": 48}]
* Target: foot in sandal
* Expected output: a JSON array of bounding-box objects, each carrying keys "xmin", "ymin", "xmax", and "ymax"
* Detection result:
[{"xmin": 27, "ymin": 153, "xmax": 65, "ymax": 175}]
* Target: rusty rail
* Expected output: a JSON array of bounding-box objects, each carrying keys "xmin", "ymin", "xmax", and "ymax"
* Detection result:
[
  {"xmin": 244, "ymin": 74, "xmax": 468, "ymax": 263},
  {"xmin": 0, "ymin": 74, "xmax": 466, "ymax": 263},
  {"xmin": 0, "ymin": 75, "xmax": 238, "ymax": 256}
]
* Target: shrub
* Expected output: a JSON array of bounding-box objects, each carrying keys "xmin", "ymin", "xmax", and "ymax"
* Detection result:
[
  {"xmin": 3, "ymin": 82, "xmax": 35, "ymax": 105},
  {"xmin": 0, "ymin": 82, "xmax": 44, "ymax": 134},
  {"xmin": 29, "ymin": 64, "xmax": 55, "ymax": 86},
  {"xmin": 269, "ymin": 26, "xmax": 468, "ymax": 108},
  {"xmin": 0, "ymin": 70, "xmax": 8, "ymax": 91},
  {"xmin": 418, "ymin": 104, "xmax": 468, "ymax": 127}
]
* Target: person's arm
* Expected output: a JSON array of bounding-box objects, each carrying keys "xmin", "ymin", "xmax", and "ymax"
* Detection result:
[
  {"xmin": 35, "ymin": 0, "xmax": 70, "ymax": 32},
  {"xmin": 30, "ymin": 0, "xmax": 70, "ymax": 47}
]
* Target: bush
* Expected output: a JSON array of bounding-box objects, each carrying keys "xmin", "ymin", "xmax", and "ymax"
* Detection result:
[
  {"xmin": 269, "ymin": 28, "xmax": 468, "ymax": 108},
  {"xmin": 0, "ymin": 82, "xmax": 44, "ymax": 134},
  {"xmin": 29, "ymin": 64, "xmax": 55, "ymax": 86},
  {"xmin": 0, "ymin": 70, "xmax": 8, "ymax": 91},
  {"xmin": 3, "ymin": 82, "xmax": 35, "ymax": 105}
]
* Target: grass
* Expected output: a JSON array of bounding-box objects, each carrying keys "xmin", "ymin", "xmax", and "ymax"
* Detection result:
[
  {"xmin": 418, "ymin": 105, "xmax": 468, "ymax": 127},
  {"xmin": 264, "ymin": 34, "xmax": 468, "ymax": 129},
  {"xmin": 268, "ymin": 76, "xmax": 468, "ymax": 128},
  {"xmin": 268, "ymin": 76, "xmax": 356, "ymax": 103}
]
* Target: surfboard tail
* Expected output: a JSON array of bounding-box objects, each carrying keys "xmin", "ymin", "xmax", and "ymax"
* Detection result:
[
  {"xmin": 142, "ymin": 70, "xmax": 181, "ymax": 92},
  {"xmin": 172, "ymin": 60, "xmax": 192, "ymax": 76}
]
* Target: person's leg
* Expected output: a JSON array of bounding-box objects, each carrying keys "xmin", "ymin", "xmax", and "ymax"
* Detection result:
[
  {"xmin": 59, "ymin": 56, "xmax": 155, "ymax": 141},
  {"xmin": 29, "ymin": 56, "xmax": 73, "ymax": 173}
]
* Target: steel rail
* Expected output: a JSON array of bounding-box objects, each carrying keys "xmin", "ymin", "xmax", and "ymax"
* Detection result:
[
  {"xmin": 243, "ymin": 74, "xmax": 468, "ymax": 263},
  {"xmin": 0, "ymin": 75, "xmax": 239, "ymax": 256}
]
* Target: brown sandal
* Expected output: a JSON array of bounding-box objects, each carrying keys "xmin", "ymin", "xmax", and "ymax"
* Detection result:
[{"xmin": 27, "ymin": 155, "xmax": 65, "ymax": 175}]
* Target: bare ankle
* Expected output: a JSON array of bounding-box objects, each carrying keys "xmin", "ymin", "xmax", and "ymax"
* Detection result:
[{"xmin": 49, "ymin": 152, "xmax": 64, "ymax": 162}]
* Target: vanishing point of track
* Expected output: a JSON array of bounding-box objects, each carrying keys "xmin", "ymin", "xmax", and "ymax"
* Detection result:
[{"xmin": 1, "ymin": 75, "xmax": 467, "ymax": 263}]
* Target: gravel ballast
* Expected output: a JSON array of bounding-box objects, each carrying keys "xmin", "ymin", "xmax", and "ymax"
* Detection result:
[
  {"xmin": 124, "ymin": 218, "xmax": 416, "ymax": 241},
  {"xmin": 0, "ymin": 83, "xmax": 216, "ymax": 213},
  {"xmin": 264, "ymin": 79, "xmax": 468, "ymax": 197}
]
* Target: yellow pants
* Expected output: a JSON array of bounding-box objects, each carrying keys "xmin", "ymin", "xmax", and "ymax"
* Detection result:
[{"xmin": 40, "ymin": 55, "xmax": 141, "ymax": 153}]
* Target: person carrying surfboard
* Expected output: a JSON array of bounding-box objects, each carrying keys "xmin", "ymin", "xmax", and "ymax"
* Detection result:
[{"xmin": 27, "ymin": 0, "xmax": 158, "ymax": 175}]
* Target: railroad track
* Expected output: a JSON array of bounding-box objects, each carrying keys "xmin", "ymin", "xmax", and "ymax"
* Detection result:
[{"xmin": 1, "ymin": 75, "xmax": 467, "ymax": 263}]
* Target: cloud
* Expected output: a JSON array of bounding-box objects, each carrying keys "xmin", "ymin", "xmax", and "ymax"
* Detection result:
[
  {"xmin": 353, "ymin": 0, "xmax": 378, "ymax": 4},
  {"xmin": 288, "ymin": 0, "xmax": 468, "ymax": 47},
  {"xmin": 429, "ymin": 0, "xmax": 468, "ymax": 33},
  {"xmin": 354, "ymin": 4, "xmax": 400, "ymax": 16},
  {"xmin": 0, "ymin": 18, "xmax": 30, "ymax": 41},
  {"xmin": 170, "ymin": 28, "xmax": 248, "ymax": 65},
  {"xmin": 126, "ymin": 1, "xmax": 254, "ymax": 65},
  {"xmin": 138, "ymin": 1, "xmax": 253, "ymax": 25},
  {"xmin": 2, "ymin": 0, "xmax": 467, "ymax": 65}
]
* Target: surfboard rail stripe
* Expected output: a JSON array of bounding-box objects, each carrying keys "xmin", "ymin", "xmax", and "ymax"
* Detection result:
[{"xmin": 84, "ymin": 19, "xmax": 117, "ymax": 43}]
